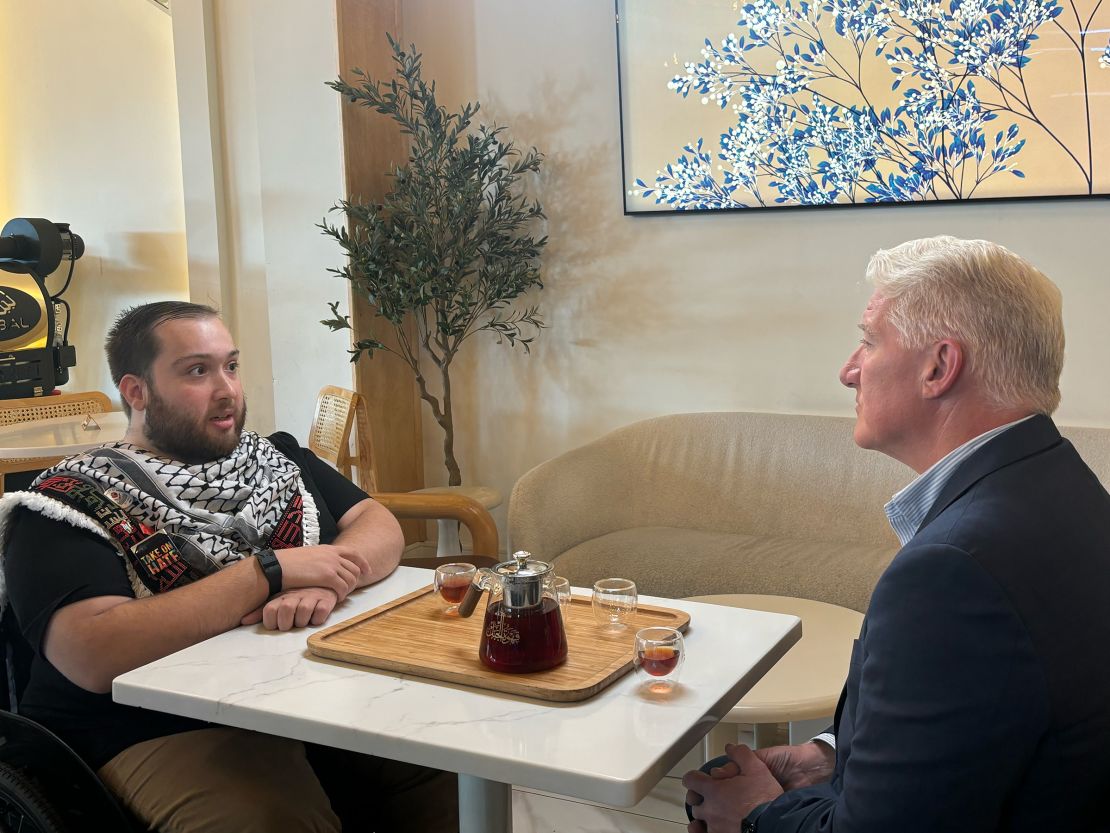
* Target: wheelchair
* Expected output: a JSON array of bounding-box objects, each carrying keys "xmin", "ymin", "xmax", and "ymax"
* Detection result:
[{"xmin": 0, "ymin": 606, "xmax": 137, "ymax": 832}]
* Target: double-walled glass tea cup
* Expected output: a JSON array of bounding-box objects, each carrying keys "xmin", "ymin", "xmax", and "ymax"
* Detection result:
[
  {"xmin": 553, "ymin": 576, "xmax": 572, "ymax": 621},
  {"xmin": 633, "ymin": 626, "xmax": 685, "ymax": 692},
  {"xmin": 592, "ymin": 578, "xmax": 638, "ymax": 630},
  {"xmin": 434, "ymin": 562, "xmax": 477, "ymax": 614}
]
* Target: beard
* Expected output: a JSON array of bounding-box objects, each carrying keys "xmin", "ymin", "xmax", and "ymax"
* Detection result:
[{"xmin": 143, "ymin": 387, "xmax": 248, "ymax": 464}]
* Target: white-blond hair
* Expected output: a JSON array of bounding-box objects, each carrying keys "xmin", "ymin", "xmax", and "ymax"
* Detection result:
[{"xmin": 867, "ymin": 236, "xmax": 1064, "ymax": 414}]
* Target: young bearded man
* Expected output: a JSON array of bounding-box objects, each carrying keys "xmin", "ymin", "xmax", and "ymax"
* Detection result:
[
  {"xmin": 684, "ymin": 237, "xmax": 1110, "ymax": 833},
  {"xmin": 0, "ymin": 301, "xmax": 457, "ymax": 832}
]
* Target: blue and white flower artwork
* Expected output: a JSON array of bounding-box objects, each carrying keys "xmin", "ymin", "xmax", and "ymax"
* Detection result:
[{"xmin": 618, "ymin": 0, "xmax": 1110, "ymax": 210}]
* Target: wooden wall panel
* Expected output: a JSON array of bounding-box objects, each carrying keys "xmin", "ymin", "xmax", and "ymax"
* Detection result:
[{"xmin": 335, "ymin": 0, "xmax": 425, "ymax": 542}]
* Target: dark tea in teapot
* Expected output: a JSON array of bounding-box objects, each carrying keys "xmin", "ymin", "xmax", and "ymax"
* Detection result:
[{"xmin": 480, "ymin": 597, "xmax": 567, "ymax": 673}]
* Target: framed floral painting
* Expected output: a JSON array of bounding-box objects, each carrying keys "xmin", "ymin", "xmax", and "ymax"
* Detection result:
[{"xmin": 617, "ymin": 0, "xmax": 1110, "ymax": 211}]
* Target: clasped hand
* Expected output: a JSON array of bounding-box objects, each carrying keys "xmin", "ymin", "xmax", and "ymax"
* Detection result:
[
  {"xmin": 684, "ymin": 741, "xmax": 835, "ymax": 832},
  {"xmin": 683, "ymin": 744, "xmax": 783, "ymax": 833},
  {"xmin": 242, "ymin": 586, "xmax": 340, "ymax": 631},
  {"xmin": 275, "ymin": 544, "xmax": 369, "ymax": 600},
  {"xmin": 241, "ymin": 545, "xmax": 370, "ymax": 631}
]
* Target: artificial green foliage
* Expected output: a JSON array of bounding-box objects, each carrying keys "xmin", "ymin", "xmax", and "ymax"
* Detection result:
[{"xmin": 321, "ymin": 35, "xmax": 547, "ymax": 486}]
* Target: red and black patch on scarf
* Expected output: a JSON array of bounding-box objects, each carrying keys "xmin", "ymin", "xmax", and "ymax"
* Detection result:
[
  {"xmin": 33, "ymin": 475, "xmax": 199, "ymax": 595},
  {"xmin": 267, "ymin": 493, "xmax": 305, "ymax": 550},
  {"xmin": 128, "ymin": 531, "xmax": 193, "ymax": 594}
]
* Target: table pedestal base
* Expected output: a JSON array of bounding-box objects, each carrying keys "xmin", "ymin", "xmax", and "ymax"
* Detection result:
[
  {"xmin": 703, "ymin": 715, "xmax": 833, "ymax": 758},
  {"xmin": 458, "ymin": 774, "xmax": 512, "ymax": 833}
]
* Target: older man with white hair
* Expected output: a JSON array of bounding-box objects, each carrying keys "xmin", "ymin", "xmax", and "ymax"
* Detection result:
[{"xmin": 685, "ymin": 237, "xmax": 1110, "ymax": 833}]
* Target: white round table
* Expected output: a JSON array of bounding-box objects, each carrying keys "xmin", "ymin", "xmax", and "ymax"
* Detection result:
[
  {"xmin": 0, "ymin": 411, "xmax": 129, "ymax": 458},
  {"xmin": 686, "ymin": 593, "xmax": 864, "ymax": 751}
]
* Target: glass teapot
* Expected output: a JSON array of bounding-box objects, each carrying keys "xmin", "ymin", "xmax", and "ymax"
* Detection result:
[{"xmin": 458, "ymin": 550, "xmax": 568, "ymax": 673}]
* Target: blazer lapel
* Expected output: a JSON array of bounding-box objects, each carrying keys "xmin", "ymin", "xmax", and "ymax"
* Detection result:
[{"xmin": 916, "ymin": 414, "xmax": 1063, "ymax": 535}]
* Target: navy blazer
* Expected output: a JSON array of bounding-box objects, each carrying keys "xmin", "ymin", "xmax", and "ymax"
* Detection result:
[{"xmin": 754, "ymin": 415, "xmax": 1110, "ymax": 833}]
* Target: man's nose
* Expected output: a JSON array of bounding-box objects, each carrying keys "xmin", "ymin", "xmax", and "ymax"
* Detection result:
[
  {"xmin": 839, "ymin": 353, "xmax": 860, "ymax": 388},
  {"xmin": 214, "ymin": 371, "xmax": 236, "ymax": 398}
]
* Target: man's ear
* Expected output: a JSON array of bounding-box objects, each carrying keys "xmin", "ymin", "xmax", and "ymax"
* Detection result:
[
  {"xmin": 921, "ymin": 339, "xmax": 964, "ymax": 399},
  {"xmin": 118, "ymin": 374, "xmax": 148, "ymax": 413}
]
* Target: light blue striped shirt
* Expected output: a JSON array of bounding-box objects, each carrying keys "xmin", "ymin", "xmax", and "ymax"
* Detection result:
[
  {"xmin": 884, "ymin": 416, "xmax": 1034, "ymax": 546},
  {"xmin": 808, "ymin": 415, "xmax": 1034, "ymax": 756}
]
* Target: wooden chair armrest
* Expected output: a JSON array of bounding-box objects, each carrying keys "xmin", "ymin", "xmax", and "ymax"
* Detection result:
[
  {"xmin": 372, "ymin": 492, "xmax": 500, "ymax": 558},
  {"xmin": 399, "ymin": 554, "xmax": 500, "ymax": 570},
  {"xmin": 0, "ymin": 457, "xmax": 63, "ymax": 474}
]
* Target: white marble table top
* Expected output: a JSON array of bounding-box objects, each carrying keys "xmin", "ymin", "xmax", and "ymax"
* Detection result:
[
  {"xmin": 113, "ymin": 567, "xmax": 800, "ymax": 807},
  {"xmin": 0, "ymin": 411, "xmax": 128, "ymax": 458}
]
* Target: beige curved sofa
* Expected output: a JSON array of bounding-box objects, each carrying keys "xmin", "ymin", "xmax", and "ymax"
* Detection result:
[{"xmin": 509, "ymin": 412, "xmax": 1110, "ymax": 613}]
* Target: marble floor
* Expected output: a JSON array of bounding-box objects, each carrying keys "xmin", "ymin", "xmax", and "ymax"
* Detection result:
[{"xmin": 512, "ymin": 777, "xmax": 689, "ymax": 832}]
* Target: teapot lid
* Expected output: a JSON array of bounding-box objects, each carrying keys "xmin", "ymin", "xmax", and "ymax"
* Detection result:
[{"xmin": 493, "ymin": 550, "xmax": 553, "ymax": 581}]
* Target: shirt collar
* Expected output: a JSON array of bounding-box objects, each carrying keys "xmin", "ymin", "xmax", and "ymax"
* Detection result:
[{"xmin": 884, "ymin": 415, "xmax": 1035, "ymax": 545}]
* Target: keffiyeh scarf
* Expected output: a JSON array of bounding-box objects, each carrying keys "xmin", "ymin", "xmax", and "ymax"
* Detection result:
[{"xmin": 0, "ymin": 431, "xmax": 319, "ymax": 601}]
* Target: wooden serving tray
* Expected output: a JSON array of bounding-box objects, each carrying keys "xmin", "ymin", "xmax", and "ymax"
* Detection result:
[{"xmin": 308, "ymin": 586, "xmax": 690, "ymax": 702}]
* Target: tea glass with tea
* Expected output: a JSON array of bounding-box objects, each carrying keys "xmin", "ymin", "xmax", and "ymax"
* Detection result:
[
  {"xmin": 553, "ymin": 576, "xmax": 572, "ymax": 621},
  {"xmin": 633, "ymin": 626, "xmax": 685, "ymax": 693},
  {"xmin": 592, "ymin": 578, "xmax": 638, "ymax": 630},
  {"xmin": 433, "ymin": 562, "xmax": 477, "ymax": 614}
]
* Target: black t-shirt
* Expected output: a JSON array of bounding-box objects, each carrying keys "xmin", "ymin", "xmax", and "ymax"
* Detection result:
[{"xmin": 2, "ymin": 432, "xmax": 369, "ymax": 768}]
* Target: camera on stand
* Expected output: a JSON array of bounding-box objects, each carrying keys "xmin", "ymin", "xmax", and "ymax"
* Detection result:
[{"xmin": 0, "ymin": 218, "xmax": 85, "ymax": 398}]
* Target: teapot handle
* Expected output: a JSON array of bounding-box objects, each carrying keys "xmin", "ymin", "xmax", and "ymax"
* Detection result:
[{"xmin": 458, "ymin": 579, "xmax": 485, "ymax": 618}]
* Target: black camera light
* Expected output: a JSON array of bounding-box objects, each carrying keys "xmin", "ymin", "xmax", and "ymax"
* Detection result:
[{"xmin": 0, "ymin": 218, "xmax": 85, "ymax": 398}]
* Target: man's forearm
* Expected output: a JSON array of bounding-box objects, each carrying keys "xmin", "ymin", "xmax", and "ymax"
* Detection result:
[
  {"xmin": 45, "ymin": 557, "xmax": 271, "ymax": 694},
  {"xmin": 49, "ymin": 501, "xmax": 402, "ymax": 690},
  {"xmin": 332, "ymin": 499, "xmax": 404, "ymax": 587}
]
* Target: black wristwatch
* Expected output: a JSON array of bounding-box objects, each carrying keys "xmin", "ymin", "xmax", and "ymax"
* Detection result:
[{"xmin": 254, "ymin": 548, "xmax": 283, "ymax": 598}]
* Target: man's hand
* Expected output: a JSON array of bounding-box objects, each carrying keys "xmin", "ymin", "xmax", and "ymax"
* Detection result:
[
  {"xmin": 755, "ymin": 741, "xmax": 836, "ymax": 791},
  {"xmin": 274, "ymin": 545, "xmax": 363, "ymax": 600},
  {"xmin": 241, "ymin": 587, "xmax": 339, "ymax": 631},
  {"xmin": 684, "ymin": 744, "xmax": 784, "ymax": 832},
  {"xmin": 330, "ymin": 499, "xmax": 402, "ymax": 590}
]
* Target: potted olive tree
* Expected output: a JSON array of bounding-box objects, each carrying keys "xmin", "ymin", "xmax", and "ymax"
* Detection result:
[{"xmin": 321, "ymin": 35, "xmax": 547, "ymax": 487}]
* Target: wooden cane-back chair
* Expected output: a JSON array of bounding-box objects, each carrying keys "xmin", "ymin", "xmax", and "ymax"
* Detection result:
[
  {"xmin": 306, "ymin": 386, "xmax": 499, "ymax": 558},
  {"xmin": 0, "ymin": 391, "xmax": 114, "ymax": 494},
  {"xmin": 308, "ymin": 385, "xmax": 378, "ymax": 492}
]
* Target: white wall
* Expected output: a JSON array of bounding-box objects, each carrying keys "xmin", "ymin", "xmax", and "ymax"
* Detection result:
[
  {"xmin": 402, "ymin": 0, "xmax": 1110, "ymax": 536},
  {"xmin": 0, "ymin": 0, "xmax": 189, "ymax": 399},
  {"xmin": 169, "ymin": 1, "xmax": 1110, "ymax": 544},
  {"xmin": 170, "ymin": 0, "xmax": 354, "ymax": 440},
  {"xmin": 0, "ymin": 0, "xmax": 352, "ymax": 437}
]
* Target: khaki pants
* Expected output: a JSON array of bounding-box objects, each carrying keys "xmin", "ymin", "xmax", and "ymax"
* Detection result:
[{"xmin": 99, "ymin": 727, "xmax": 459, "ymax": 833}]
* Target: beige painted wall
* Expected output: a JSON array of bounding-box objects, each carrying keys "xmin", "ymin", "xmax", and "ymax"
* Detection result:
[
  {"xmin": 0, "ymin": 0, "xmax": 189, "ymax": 401},
  {"xmin": 401, "ymin": 0, "xmax": 1110, "ymax": 541},
  {"xmin": 170, "ymin": 0, "xmax": 354, "ymax": 441}
]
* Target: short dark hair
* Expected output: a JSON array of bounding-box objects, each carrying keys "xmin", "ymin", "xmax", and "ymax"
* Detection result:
[{"xmin": 105, "ymin": 301, "xmax": 220, "ymax": 416}]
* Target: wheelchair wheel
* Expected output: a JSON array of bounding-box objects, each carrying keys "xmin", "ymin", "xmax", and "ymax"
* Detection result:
[{"xmin": 0, "ymin": 761, "xmax": 68, "ymax": 833}]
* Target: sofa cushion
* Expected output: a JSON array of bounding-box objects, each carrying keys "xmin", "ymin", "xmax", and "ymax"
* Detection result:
[
  {"xmin": 551, "ymin": 527, "xmax": 895, "ymax": 613},
  {"xmin": 511, "ymin": 413, "xmax": 911, "ymax": 559}
]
